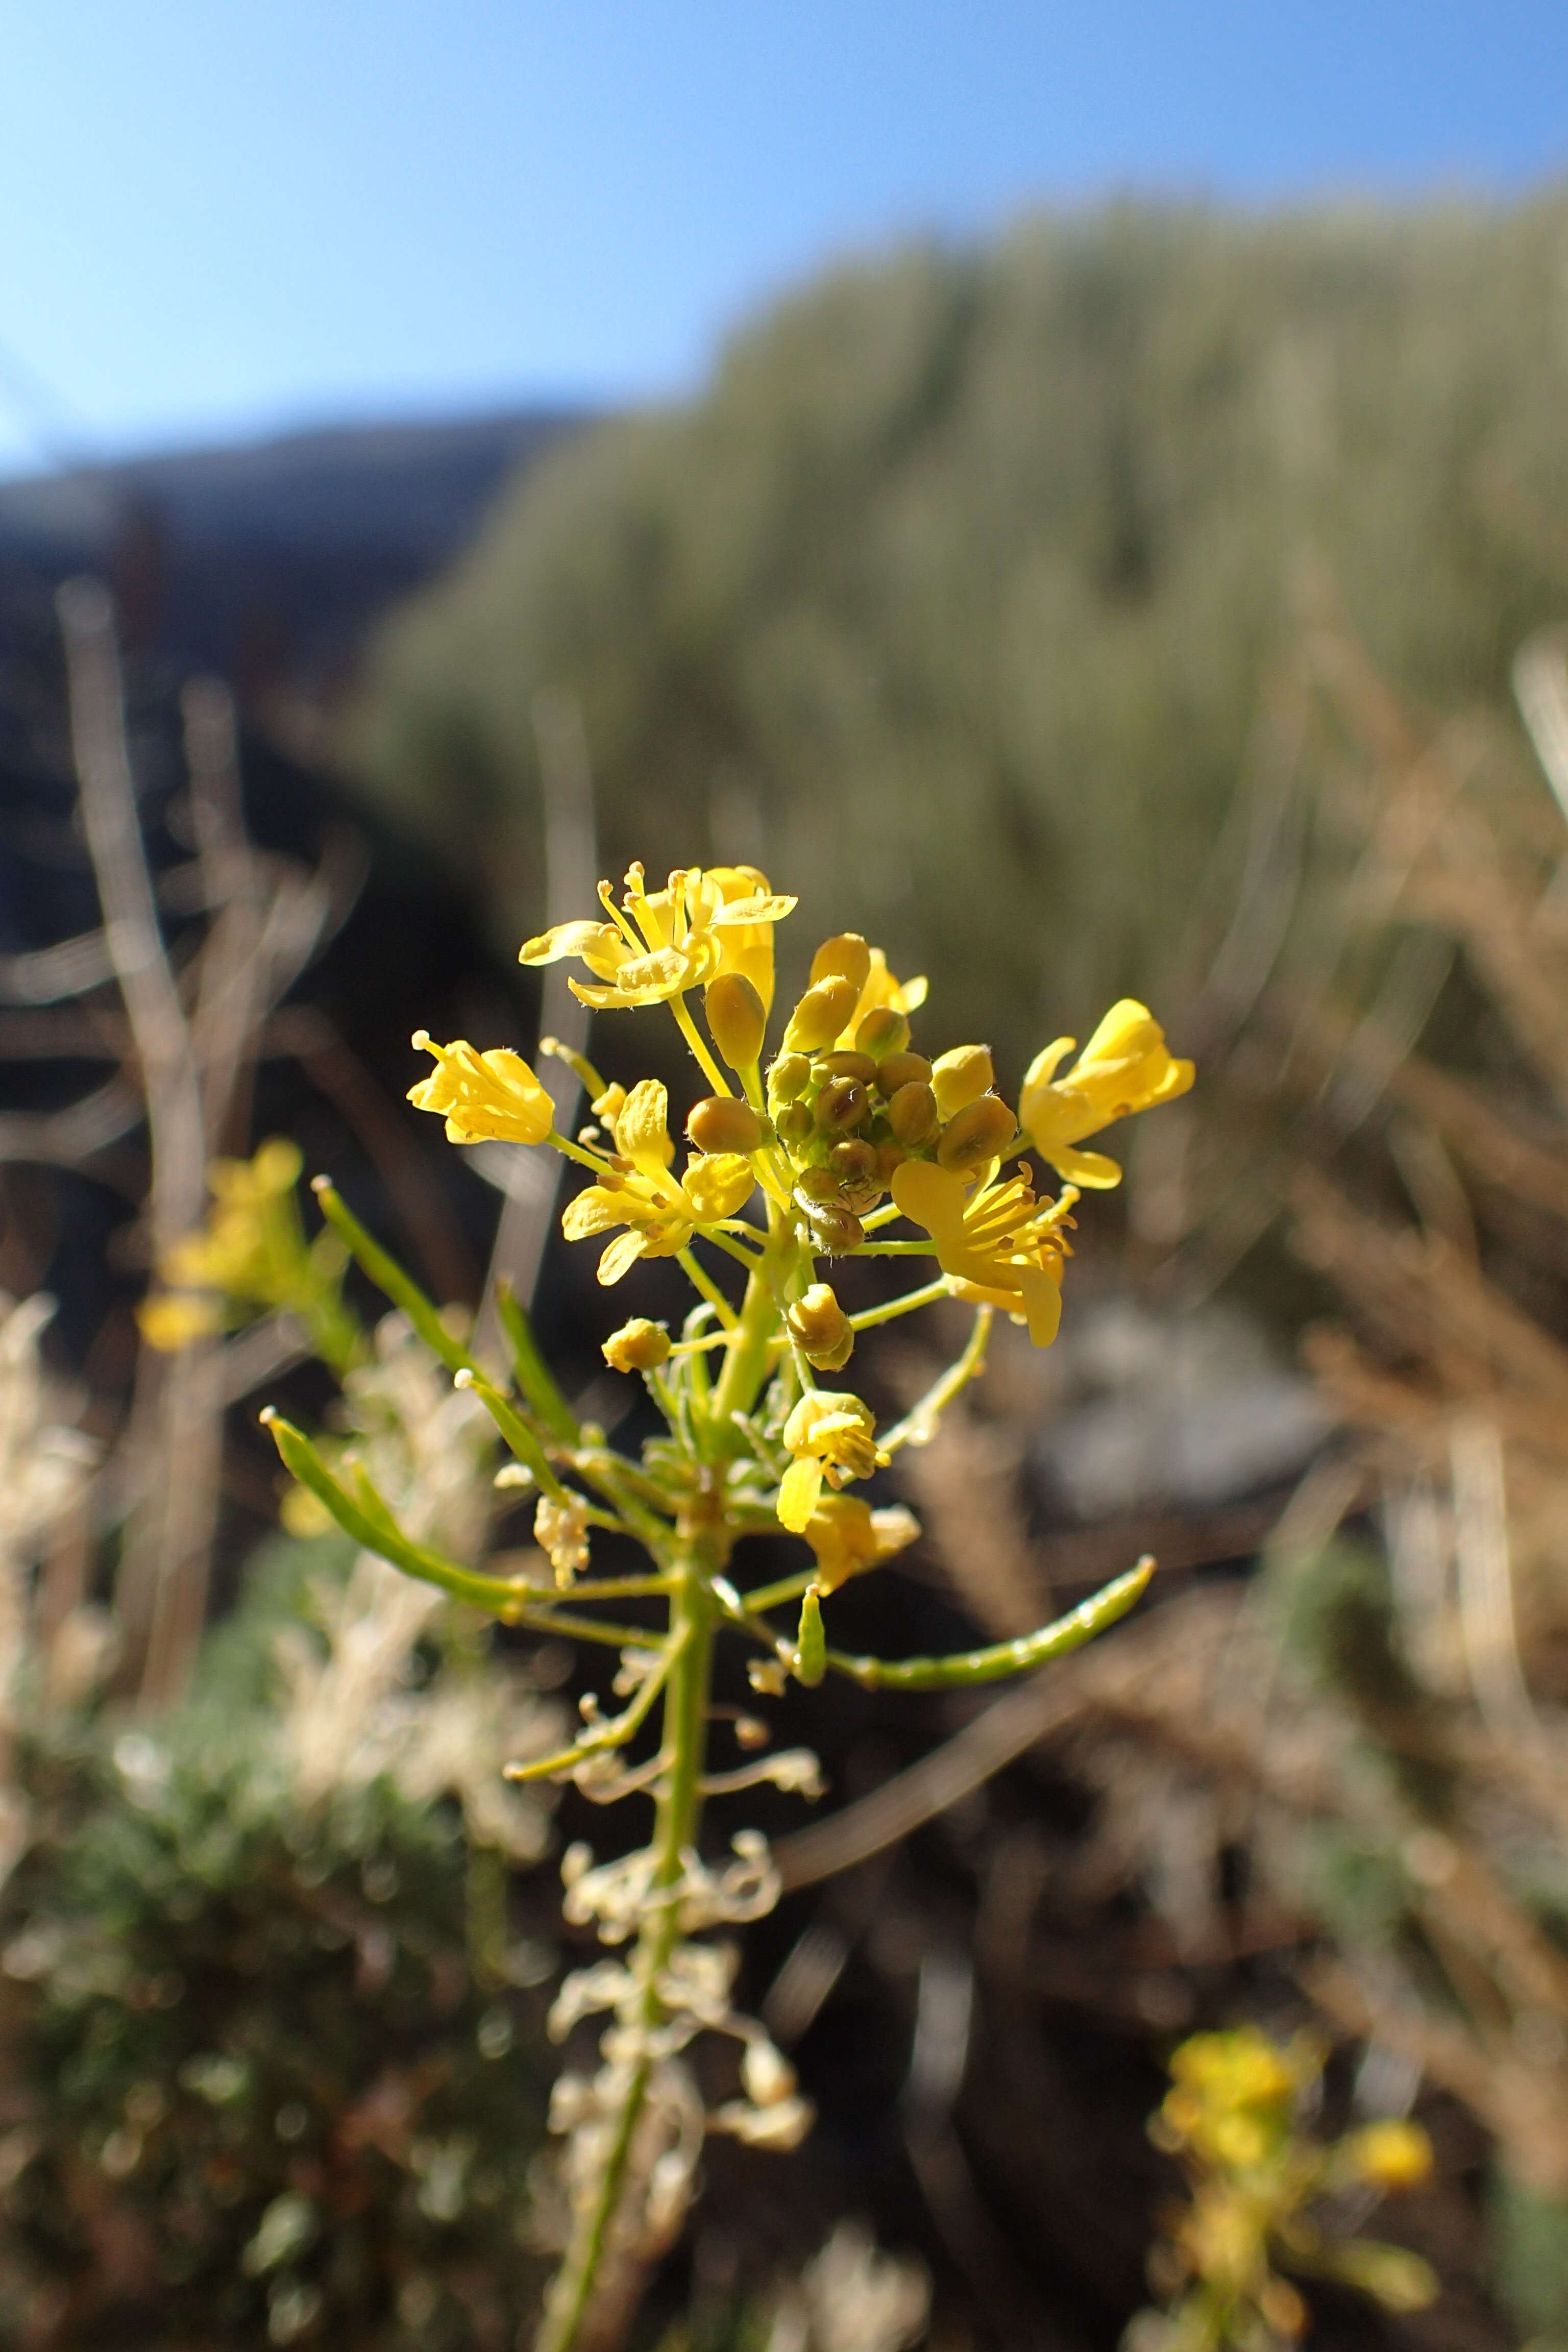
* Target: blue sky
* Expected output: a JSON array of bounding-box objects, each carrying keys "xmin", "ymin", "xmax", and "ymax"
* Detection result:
[{"xmin": 0, "ymin": 2, "xmax": 1563, "ymax": 474}]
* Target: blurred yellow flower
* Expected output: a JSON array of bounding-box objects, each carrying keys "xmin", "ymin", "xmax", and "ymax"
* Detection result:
[
  {"xmin": 777, "ymin": 1390, "xmax": 887, "ymax": 1532},
  {"xmin": 407, "ymin": 1032, "xmax": 554, "ymax": 1145},
  {"xmin": 136, "ymin": 1290, "xmax": 223, "ymax": 1352},
  {"xmin": 1342, "ymin": 2120, "xmax": 1433, "ymax": 2192},
  {"xmin": 1020, "ymin": 997, "xmax": 1193, "ymax": 1187},
  {"xmin": 802, "ymin": 1494, "xmax": 920, "ymax": 1592},
  {"xmin": 520, "ymin": 863, "xmax": 794, "ymax": 1014},
  {"xmin": 892, "ymin": 1159, "xmax": 1074, "ymax": 1348}
]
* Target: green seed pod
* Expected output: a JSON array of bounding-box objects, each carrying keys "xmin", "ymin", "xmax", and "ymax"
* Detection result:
[
  {"xmin": 686, "ymin": 1095, "xmax": 764, "ymax": 1154},
  {"xmin": 768, "ymin": 1051, "xmax": 812, "ymax": 1102},
  {"xmin": 936, "ymin": 1094, "xmax": 1017, "ymax": 1170},
  {"xmin": 829, "ymin": 1139, "xmax": 878, "ymax": 1187},
  {"xmin": 811, "ymin": 1050, "xmax": 877, "ymax": 1085},
  {"xmin": 931, "ymin": 1044, "xmax": 995, "ymax": 1119},
  {"xmin": 808, "ymin": 1204, "xmax": 865, "ymax": 1255},
  {"xmin": 704, "ymin": 973, "xmax": 767, "ymax": 1071},
  {"xmin": 875, "ymin": 1049, "xmax": 932, "ymax": 1095},
  {"xmin": 887, "ymin": 1079, "xmax": 941, "ymax": 1147},
  {"xmin": 814, "ymin": 1076, "xmax": 868, "ymax": 1132},
  {"xmin": 856, "ymin": 1006, "xmax": 910, "ymax": 1062},
  {"xmin": 783, "ymin": 976, "xmax": 860, "ymax": 1055},
  {"xmin": 774, "ymin": 1100, "xmax": 814, "ymax": 1146},
  {"xmin": 809, "ymin": 932, "xmax": 872, "ymax": 994},
  {"xmin": 601, "ymin": 1318, "xmax": 671, "ymax": 1374},
  {"xmin": 794, "ymin": 1585, "xmax": 826, "ymax": 1685}
]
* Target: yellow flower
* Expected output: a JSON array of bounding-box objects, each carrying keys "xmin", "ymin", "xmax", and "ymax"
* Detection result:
[
  {"xmin": 162, "ymin": 1138, "xmax": 306, "ymax": 1297},
  {"xmin": 560, "ymin": 1079, "xmax": 756, "ymax": 1284},
  {"xmin": 407, "ymin": 1032, "xmax": 554, "ymax": 1146},
  {"xmin": 1019, "ymin": 998, "xmax": 1193, "ymax": 1187},
  {"xmin": 137, "ymin": 1290, "xmax": 223, "ymax": 1352},
  {"xmin": 1341, "ymin": 2120, "xmax": 1433, "ymax": 2193},
  {"xmin": 520, "ymin": 863, "xmax": 795, "ymax": 1014},
  {"xmin": 891, "ymin": 1159, "xmax": 1075, "ymax": 1349},
  {"xmin": 777, "ymin": 1390, "xmax": 888, "ymax": 1532},
  {"xmin": 802, "ymin": 1495, "xmax": 920, "ymax": 1592}
]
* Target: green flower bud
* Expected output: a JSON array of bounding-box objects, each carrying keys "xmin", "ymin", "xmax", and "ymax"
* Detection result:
[
  {"xmin": 774, "ymin": 1100, "xmax": 814, "ymax": 1145},
  {"xmin": 704, "ymin": 973, "xmax": 767, "ymax": 1071},
  {"xmin": 686, "ymin": 1095, "xmax": 764, "ymax": 1154},
  {"xmin": 887, "ymin": 1079, "xmax": 941, "ymax": 1147},
  {"xmin": 768, "ymin": 1052, "xmax": 812, "ymax": 1102},
  {"xmin": 936, "ymin": 1094, "xmax": 1017, "ymax": 1170},
  {"xmin": 814, "ymin": 1076, "xmax": 868, "ymax": 1132},
  {"xmin": 874, "ymin": 1049, "xmax": 932, "ymax": 1094},
  {"xmin": 828, "ymin": 1139, "xmax": 878, "ymax": 1187},
  {"xmin": 807, "ymin": 1203, "xmax": 864, "ymax": 1255},
  {"xmin": 856, "ymin": 1006, "xmax": 910, "ymax": 1061},
  {"xmin": 812, "ymin": 1050, "xmax": 877, "ymax": 1085},
  {"xmin": 787, "ymin": 1281, "xmax": 855, "ymax": 1370}
]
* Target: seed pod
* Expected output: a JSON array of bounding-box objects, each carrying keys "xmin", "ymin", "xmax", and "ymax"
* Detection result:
[
  {"xmin": 812, "ymin": 1050, "xmax": 877, "ymax": 1084},
  {"xmin": 931, "ymin": 1044, "xmax": 995, "ymax": 1118},
  {"xmin": 874, "ymin": 1048, "xmax": 932, "ymax": 1095},
  {"xmin": 787, "ymin": 1282, "xmax": 854, "ymax": 1369},
  {"xmin": 809, "ymin": 932, "xmax": 872, "ymax": 993},
  {"xmin": 601, "ymin": 1318, "xmax": 671, "ymax": 1374},
  {"xmin": 807, "ymin": 1204, "xmax": 864, "ymax": 1255},
  {"xmin": 686, "ymin": 1095, "xmax": 763, "ymax": 1154},
  {"xmin": 794, "ymin": 1586, "xmax": 826, "ymax": 1686},
  {"xmin": 774, "ymin": 1101, "xmax": 814, "ymax": 1146},
  {"xmin": 704, "ymin": 973, "xmax": 767, "ymax": 1071},
  {"xmin": 768, "ymin": 1051, "xmax": 812, "ymax": 1102},
  {"xmin": 856, "ymin": 1006, "xmax": 910, "ymax": 1061},
  {"xmin": 829, "ymin": 1139, "xmax": 878, "ymax": 1187},
  {"xmin": 814, "ymin": 1076, "xmax": 868, "ymax": 1132},
  {"xmin": 936, "ymin": 1094, "xmax": 1017, "ymax": 1170},
  {"xmin": 887, "ymin": 1079, "xmax": 941, "ymax": 1147},
  {"xmin": 783, "ymin": 976, "xmax": 860, "ymax": 1055}
]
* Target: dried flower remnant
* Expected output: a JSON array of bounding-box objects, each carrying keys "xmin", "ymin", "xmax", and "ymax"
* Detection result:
[{"xmin": 259, "ymin": 858, "xmax": 1190, "ymax": 2352}]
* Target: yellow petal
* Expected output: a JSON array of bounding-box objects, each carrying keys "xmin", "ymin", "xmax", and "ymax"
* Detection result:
[
  {"xmin": 519, "ymin": 919, "xmax": 625, "ymax": 968},
  {"xmin": 597, "ymin": 1228, "xmax": 647, "ymax": 1285},
  {"xmin": 561, "ymin": 1184, "xmax": 631, "ymax": 1239},
  {"xmin": 682, "ymin": 1152, "xmax": 756, "ymax": 1222},
  {"xmin": 890, "ymin": 1158, "xmax": 968, "ymax": 1244},
  {"xmin": 614, "ymin": 1080, "xmax": 673, "ymax": 1173},
  {"xmin": 778, "ymin": 1457, "xmax": 824, "ymax": 1533},
  {"xmin": 1042, "ymin": 1144, "xmax": 1124, "ymax": 1189}
]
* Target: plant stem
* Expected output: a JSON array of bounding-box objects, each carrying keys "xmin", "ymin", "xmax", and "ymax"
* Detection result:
[{"xmin": 536, "ymin": 1540, "xmax": 717, "ymax": 2352}]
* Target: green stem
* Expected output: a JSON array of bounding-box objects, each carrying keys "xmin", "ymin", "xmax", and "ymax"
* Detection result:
[
  {"xmin": 710, "ymin": 1218, "xmax": 792, "ymax": 1435},
  {"xmin": 676, "ymin": 1246, "xmax": 737, "ymax": 1329},
  {"xmin": 536, "ymin": 1535, "xmax": 717, "ymax": 2352},
  {"xmin": 847, "ymin": 1276, "xmax": 950, "ymax": 1330}
]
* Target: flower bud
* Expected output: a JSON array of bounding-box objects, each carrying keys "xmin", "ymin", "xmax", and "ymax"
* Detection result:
[
  {"xmin": 807, "ymin": 1203, "xmax": 864, "ymax": 1255},
  {"xmin": 874, "ymin": 1049, "xmax": 932, "ymax": 1094},
  {"xmin": 704, "ymin": 972, "xmax": 767, "ymax": 1070},
  {"xmin": 686, "ymin": 1095, "xmax": 763, "ymax": 1154},
  {"xmin": 875, "ymin": 1138, "xmax": 908, "ymax": 1183},
  {"xmin": 856, "ymin": 1006, "xmax": 910, "ymax": 1061},
  {"xmin": 787, "ymin": 1282, "xmax": 854, "ymax": 1369},
  {"xmin": 783, "ymin": 976, "xmax": 860, "ymax": 1054},
  {"xmin": 936, "ymin": 1094, "xmax": 1017, "ymax": 1170},
  {"xmin": 810, "ymin": 932, "xmax": 872, "ymax": 994},
  {"xmin": 742, "ymin": 2040, "xmax": 799, "ymax": 2106},
  {"xmin": 1342, "ymin": 2120, "xmax": 1434, "ymax": 2192},
  {"xmin": 828, "ymin": 1139, "xmax": 878, "ymax": 1187},
  {"xmin": 814, "ymin": 1076, "xmax": 868, "ymax": 1132},
  {"xmin": 812, "ymin": 1050, "xmax": 877, "ymax": 1084},
  {"xmin": 931, "ymin": 1044, "xmax": 995, "ymax": 1118},
  {"xmin": 602, "ymin": 1318, "xmax": 671, "ymax": 1374},
  {"xmin": 768, "ymin": 1052, "xmax": 812, "ymax": 1102},
  {"xmin": 887, "ymin": 1079, "xmax": 940, "ymax": 1147},
  {"xmin": 774, "ymin": 1101, "xmax": 813, "ymax": 1145},
  {"xmin": 793, "ymin": 1167, "xmax": 842, "ymax": 1211}
]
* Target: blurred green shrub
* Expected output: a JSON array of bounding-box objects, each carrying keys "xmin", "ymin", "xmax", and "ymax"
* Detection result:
[
  {"xmin": 349, "ymin": 198, "xmax": 1568, "ymax": 1069},
  {"xmin": 0, "ymin": 1540, "xmax": 555, "ymax": 2351}
]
